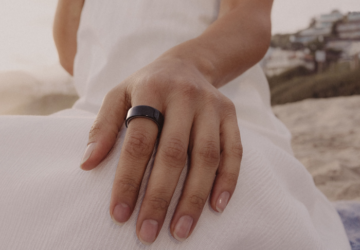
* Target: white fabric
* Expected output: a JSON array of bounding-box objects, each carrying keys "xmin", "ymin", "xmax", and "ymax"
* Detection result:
[{"xmin": 0, "ymin": 0, "xmax": 350, "ymax": 249}]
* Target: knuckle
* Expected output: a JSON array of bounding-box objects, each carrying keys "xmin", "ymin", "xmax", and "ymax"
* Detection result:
[
  {"xmin": 140, "ymin": 74, "xmax": 168, "ymax": 94},
  {"xmin": 189, "ymin": 194, "xmax": 206, "ymax": 210},
  {"xmin": 89, "ymin": 119, "xmax": 119, "ymax": 141},
  {"xmin": 160, "ymin": 137, "xmax": 187, "ymax": 167},
  {"xmin": 197, "ymin": 139, "xmax": 220, "ymax": 164},
  {"xmin": 218, "ymin": 171, "xmax": 239, "ymax": 187},
  {"xmin": 223, "ymin": 98, "xmax": 236, "ymax": 113},
  {"xmin": 146, "ymin": 194, "xmax": 169, "ymax": 212},
  {"xmin": 89, "ymin": 121, "xmax": 102, "ymax": 139},
  {"xmin": 116, "ymin": 175, "xmax": 140, "ymax": 195},
  {"xmin": 231, "ymin": 141, "xmax": 243, "ymax": 159},
  {"xmin": 201, "ymin": 91, "xmax": 224, "ymax": 112},
  {"xmin": 178, "ymin": 82, "xmax": 200, "ymax": 100},
  {"xmin": 206, "ymin": 91, "xmax": 221, "ymax": 103},
  {"xmin": 89, "ymin": 117, "xmax": 119, "ymax": 142},
  {"xmin": 105, "ymin": 86, "xmax": 130, "ymax": 110},
  {"xmin": 145, "ymin": 78, "xmax": 163, "ymax": 91},
  {"xmin": 125, "ymin": 129, "xmax": 153, "ymax": 159},
  {"xmin": 200, "ymin": 91, "xmax": 221, "ymax": 110},
  {"xmin": 104, "ymin": 87, "xmax": 117, "ymax": 100}
]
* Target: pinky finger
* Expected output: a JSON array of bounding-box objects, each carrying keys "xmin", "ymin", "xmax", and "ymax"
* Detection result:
[{"xmin": 210, "ymin": 115, "xmax": 242, "ymax": 213}]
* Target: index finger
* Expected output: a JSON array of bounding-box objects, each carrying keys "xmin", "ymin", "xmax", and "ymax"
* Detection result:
[{"xmin": 80, "ymin": 86, "xmax": 129, "ymax": 170}]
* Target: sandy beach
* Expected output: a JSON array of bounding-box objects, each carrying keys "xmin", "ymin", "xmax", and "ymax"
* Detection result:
[
  {"xmin": 273, "ymin": 96, "xmax": 360, "ymax": 201},
  {"xmin": 0, "ymin": 65, "xmax": 78, "ymax": 115}
]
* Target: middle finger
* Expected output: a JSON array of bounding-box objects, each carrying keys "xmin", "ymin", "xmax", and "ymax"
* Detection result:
[{"xmin": 136, "ymin": 99, "xmax": 194, "ymax": 244}]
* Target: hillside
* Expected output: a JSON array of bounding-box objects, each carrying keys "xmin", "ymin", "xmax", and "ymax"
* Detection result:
[{"xmin": 269, "ymin": 64, "xmax": 360, "ymax": 105}]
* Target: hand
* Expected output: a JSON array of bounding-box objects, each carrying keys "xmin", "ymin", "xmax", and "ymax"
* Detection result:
[{"xmin": 80, "ymin": 56, "xmax": 242, "ymax": 244}]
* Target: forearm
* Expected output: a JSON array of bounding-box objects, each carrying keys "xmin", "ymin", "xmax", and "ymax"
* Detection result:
[
  {"xmin": 53, "ymin": 0, "xmax": 84, "ymax": 75},
  {"xmin": 161, "ymin": 0, "xmax": 273, "ymax": 88}
]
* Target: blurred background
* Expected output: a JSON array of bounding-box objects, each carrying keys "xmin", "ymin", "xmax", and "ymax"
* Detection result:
[
  {"xmin": 0, "ymin": 0, "xmax": 359, "ymax": 201},
  {"xmin": 0, "ymin": 0, "xmax": 77, "ymax": 116}
]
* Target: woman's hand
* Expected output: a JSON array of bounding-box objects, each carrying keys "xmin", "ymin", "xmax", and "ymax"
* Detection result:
[
  {"xmin": 79, "ymin": 0, "xmax": 273, "ymax": 244},
  {"xmin": 80, "ymin": 56, "xmax": 242, "ymax": 244}
]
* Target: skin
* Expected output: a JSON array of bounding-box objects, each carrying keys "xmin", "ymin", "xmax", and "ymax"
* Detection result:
[
  {"xmin": 54, "ymin": 0, "xmax": 273, "ymax": 244},
  {"xmin": 53, "ymin": 0, "xmax": 85, "ymax": 75}
]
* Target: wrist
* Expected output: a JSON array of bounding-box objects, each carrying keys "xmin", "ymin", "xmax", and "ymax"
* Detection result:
[{"xmin": 159, "ymin": 39, "xmax": 221, "ymax": 87}]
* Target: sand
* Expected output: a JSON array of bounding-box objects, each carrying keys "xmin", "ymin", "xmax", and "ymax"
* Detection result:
[
  {"xmin": 0, "ymin": 65, "xmax": 78, "ymax": 115},
  {"xmin": 273, "ymin": 96, "xmax": 360, "ymax": 201}
]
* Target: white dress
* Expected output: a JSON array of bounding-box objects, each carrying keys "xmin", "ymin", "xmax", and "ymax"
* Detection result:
[{"xmin": 0, "ymin": 0, "xmax": 351, "ymax": 249}]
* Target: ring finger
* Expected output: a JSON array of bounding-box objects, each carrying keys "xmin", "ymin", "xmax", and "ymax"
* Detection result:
[{"xmin": 170, "ymin": 107, "xmax": 220, "ymax": 241}]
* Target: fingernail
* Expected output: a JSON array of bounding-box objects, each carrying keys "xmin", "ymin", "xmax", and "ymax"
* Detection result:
[
  {"xmin": 112, "ymin": 203, "xmax": 131, "ymax": 224},
  {"xmin": 139, "ymin": 219, "xmax": 158, "ymax": 245},
  {"xmin": 216, "ymin": 191, "xmax": 230, "ymax": 213},
  {"xmin": 81, "ymin": 143, "xmax": 96, "ymax": 165},
  {"xmin": 174, "ymin": 215, "xmax": 193, "ymax": 241}
]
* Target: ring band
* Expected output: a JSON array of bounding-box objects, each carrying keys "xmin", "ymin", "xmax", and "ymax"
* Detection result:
[{"xmin": 125, "ymin": 105, "xmax": 164, "ymax": 135}]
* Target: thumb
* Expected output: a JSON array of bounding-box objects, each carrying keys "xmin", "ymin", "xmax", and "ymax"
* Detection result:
[{"xmin": 80, "ymin": 87, "xmax": 129, "ymax": 170}]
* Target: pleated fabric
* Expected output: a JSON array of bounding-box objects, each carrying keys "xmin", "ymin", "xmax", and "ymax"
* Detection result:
[{"xmin": 0, "ymin": 0, "xmax": 351, "ymax": 249}]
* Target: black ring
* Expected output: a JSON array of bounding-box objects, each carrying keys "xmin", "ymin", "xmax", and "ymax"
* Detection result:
[{"xmin": 125, "ymin": 105, "xmax": 164, "ymax": 135}]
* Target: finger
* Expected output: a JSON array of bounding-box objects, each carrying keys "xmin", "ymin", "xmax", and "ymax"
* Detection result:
[
  {"xmin": 109, "ymin": 105, "xmax": 159, "ymax": 225},
  {"xmin": 136, "ymin": 100, "xmax": 194, "ymax": 245},
  {"xmin": 211, "ymin": 105, "xmax": 242, "ymax": 213},
  {"xmin": 80, "ymin": 86, "xmax": 130, "ymax": 170},
  {"xmin": 170, "ymin": 108, "xmax": 221, "ymax": 241}
]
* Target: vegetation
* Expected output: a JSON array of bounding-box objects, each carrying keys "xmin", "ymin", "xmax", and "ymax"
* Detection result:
[
  {"xmin": 269, "ymin": 63, "xmax": 360, "ymax": 105},
  {"xmin": 270, "ymin": 34, "xmax": 292, "ymax": 49},
  {"xmin": 268, "ymin": 66, "xmax": 313, "ymax": 89}
]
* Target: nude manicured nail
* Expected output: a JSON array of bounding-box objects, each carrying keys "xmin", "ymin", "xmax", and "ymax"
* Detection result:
[
  {"xmin": 81, "ymin": 143, "xmax": 96, "ymax": 165},
  {"xmin": 139, "ymin": 219, "xmax": 158, "ymax": 245},
  {"xmin": 216, "ymin": 191, "xmax": 230, "ymax": 213},
  {"xmin": 174, "ymin": 215, "xmax": 193, "ymax": 241},
  {"xmin": 112, "ymin": 203, "xmax": 131, "ymax": 224}
]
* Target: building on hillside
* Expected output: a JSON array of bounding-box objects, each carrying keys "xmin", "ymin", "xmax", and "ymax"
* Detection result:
[
  {"xmin": 293, "ymin": 10, "xmax": 343, "ymax": 44},
  {"xmin": 326, "ymin": 12, "xmax": 360, "ymax": 62},
  {"xmin": 261, "ymin": 48, "xmax": 314, "ymax": 76},
  {"xmin": 266, "ymin": 11, "xmax": 360, "ymax": 75},
  {"xmin": 326, "ymin": 40, "xmax": 352, "ymax": 52},
  {"xmin": 336, "ymin": 12, "xmax": 360, "ymax": 40}
]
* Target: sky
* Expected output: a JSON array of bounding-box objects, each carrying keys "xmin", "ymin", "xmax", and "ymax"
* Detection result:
[
  {"xmin": 0, "ymin": 0, "xmax": 359, "ymax": 72},
  {"xmin": 272, "ymin": 0, "xmax": 360, "ymax": 34},
  {"xmin": 0, "ymin": 0, "xmax": 58, "ymax": 71}
]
